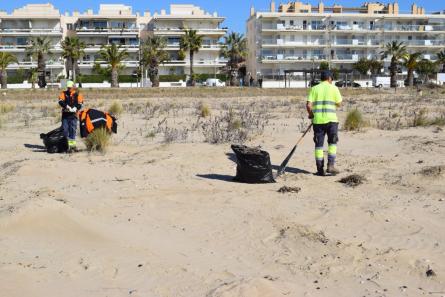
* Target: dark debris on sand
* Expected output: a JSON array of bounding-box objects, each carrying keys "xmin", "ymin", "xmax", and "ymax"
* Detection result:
[
  {"xmin": 278, "ymin": 186, "xmax": 301, "ymax": 194},
  {"xmin": 338, "ymin": 174, "xmax": 366, "ymax": 187}
]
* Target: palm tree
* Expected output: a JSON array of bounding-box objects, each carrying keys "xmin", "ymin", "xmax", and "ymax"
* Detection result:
[
  {"xmin": 220, "ymin": 32, "xmax": 247, "ymax": 86},
  {"xmin": 381, "ymin": 41, "xmax": 407, "ymax": 88},
  {"xmin": 0, "ymin": 52, "xmax": 18, "ymax": 89},
  {"xmin": 61, "ymin": 36, "xmax": 86, "ymax": 81},
  {"xmin": 402, "ymin": 52, "xmax": 422, "ymax": 87},
  {"xmin": 436, "ymin": 50, "xmax": 445, "ymax": 73},
  {"xmin": 141, "ymin": 36, "xmax": 170, "ymax": 87},
  {"xmin": 26, "ymin": 37, "xmax": 52, "ymax": 88},
  {"xmin": 98, "ymin": 43, "xmax": 128, "ymax": 88},
  {"xmin": 180, "ymin": 29, "xmax": 203, "ymax": 86}
]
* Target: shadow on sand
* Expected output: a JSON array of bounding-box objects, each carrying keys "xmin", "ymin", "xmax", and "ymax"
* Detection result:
[{"xmin": 24, "ymin": 144, "xmax": 46, "ymax": 153}]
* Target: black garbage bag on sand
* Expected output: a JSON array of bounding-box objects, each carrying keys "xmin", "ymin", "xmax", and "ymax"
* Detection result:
[
  {"xmin": 40, "ymin": 127, "xmax": 68, "ymax": 154},
  {"xmin": 231, "ymin": 145, "xmax": 275, "ymax": 184}
]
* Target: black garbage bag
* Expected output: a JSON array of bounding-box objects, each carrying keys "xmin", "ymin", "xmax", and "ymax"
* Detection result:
[
  {"xmin": 40, "ymin": 127, "xmax": 68, "ymax": 154},
  {"xmin": 231, "ymin": 145, "xmax": 275, "ymax": 183}
]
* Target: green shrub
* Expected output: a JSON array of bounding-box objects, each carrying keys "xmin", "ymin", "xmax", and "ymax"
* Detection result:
[
  {"xmin": 344, "ymin": 109, "xmax": 365, "ymax": 131},
  {"xmin": 84, "ymin": 128, "xmax": 111, "ymax": 153},
  {"xmin": 159, "ymin": 74, "xmax": 187, "ymax": 82},
  {"xmin": 6, "ymin": 76, "xmax": 25, "ymax": 84},
  {"xmin": 429, "ymin": 115, "xmax": 445, "ymax": 126},
  {"xmin": 108, "ymin": 101, "xmax": 123, "ymax": 116}
]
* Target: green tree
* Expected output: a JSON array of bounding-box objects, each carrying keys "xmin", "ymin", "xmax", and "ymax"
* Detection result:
[
  {"xmin": 436, "ymin": 50, "xmax": 445, "ymax": 73},
  {"xmin": 381, "ymin": 41, "xmax": 407, "ymax": 88},
  {"xmin": 353, "ymin": 58, "xmax": 370, "ymax": 76},
  {"xmin": 402, "ymin": 52, "xmax": 422, "ymax": 87},
  {"xmin": 368, "ymin": 59, "xmax": 383, "ymax": 77},
  {"xmin": 98, "ymin": 44, "xmax": 128, "ymax": 88},
  {"xmin": 141, "ymin": 36, "xmax": 170, "ymax": 87},
  {"xmin": 0, "ymin": 52, "xmax": 18, "ymax": 89},
  {"xmin": 180, "ymin": 29, "xmax": 203, "ymax": 86},
  {"xmin": 61, "ymin": 36, "xmax": 86, "ymax": 81},
  {"xmin": 416, "ymin": 59, "xmax": 438, "ymax": 84},
  {"xmin": 220, "ymin": 32, "xmax": 247, "ymax": 86},
  {"xmin": 319, "ymin": 61, "xmax": 330, "ymax": 70}
]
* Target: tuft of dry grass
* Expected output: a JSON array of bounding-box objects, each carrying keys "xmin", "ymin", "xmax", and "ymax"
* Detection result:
[
  {"xmin": 198, "ymin": 102, "xmax": 211, "ymax": 118},
  {"xmin": 108, "ymin": 101, "xmax": 123, "ymax": 117},
  {"xmin": 84, "ymin": 128, "xmax": 111, "ymax": 153},
  {"xmin": 0, "ymin": 103, "xmax": 15, "ymax": 114},
  {"xmin": 344, "ymin": 109, "xmax": 365, "ymax": 131},
  {"xmin": 412, "ymin": 108, "xmax": 429, "ymax": 127}
]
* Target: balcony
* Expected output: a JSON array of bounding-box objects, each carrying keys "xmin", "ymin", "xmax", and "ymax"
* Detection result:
[
  {"xmin": 0, "ymin": 45, "xmax": 63, "ymax": 53},
  {"xmin": 382, "ymin": 24, "xmax": 445, "ymax": 32},
  {"xmin": 79, "ymin": 60, "xmax": 140, "ymax": 68},
  {"xmin": 396, "ymin": 40, "xmax": 445, "ymax": 47},
  {"xmin": 331, "ymin": 54, "xmax": 361, "ymax": 62},
  {"xmin": 83, "ymin": 44, "xmax": 139, "ymax": 52},
  {"xmin": 165, "ymin": 43, "xmax": 222, "ymax": 50},
  {"xmin": 262, "ymin": 40, "xmax": 326, "ymax": 48},
  {"xmin": 76, "ymin": 28, "xmax": 139, "ymax": 36},
  {"xmin": 261, "ymin": 55, "xmax": 327, "ymax": 63},
  {"xmin": 153, "ymin": 27, "xmax": 226, "ymax": 36},
  {"xmin": 332, "ymin": 39, "xmax": 380, "ymax": 47},
  {"xmin": 7, "ymin": 61, "xmax": 64, "ymax": 69},
  {"xmin": 0, "ymin": 28, "xmax": 62, "ymax": 36}
]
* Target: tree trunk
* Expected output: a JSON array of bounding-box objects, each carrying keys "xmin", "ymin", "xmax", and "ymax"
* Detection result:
[
  {"xmin": 189, "ymin": 50, "xmax": 195, "ymax": 86},
  {"xmin": 1, "ymin": 69, "xmax": 7, "ymax": 89},
  {"xmin": 407, "ymin": 69, "xmax": 414, "ymax": 87},
  {"xmin": 71, "ymin": 57, "xmax": 76, "ymax": 81},
  {"xmin": 37, "ymin": 53, "xmax": 46, "ymax": 88},
  {"xmin": 149, "ymin": 65, "xmax": 160, "ymax": 87},
  {"xmin": 65, "ymin": 59, "xmax": 71, "ymax": 78},
  {"xmin": 390, "ymin": 59, "xmax": 397, "ymax": 88},
  {"xmin": 230, "ymin": 64, "xmax": 238, "ymax": 86},
  {"xmin": 111, "ymin": 67, "xmax": 118, "ymax": 88}
]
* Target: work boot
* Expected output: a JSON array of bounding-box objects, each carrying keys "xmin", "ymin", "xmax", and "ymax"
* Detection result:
[
  {"xmin": 327, "ymin": 164, "xmax": 340, "ymax": 175},
  {"xmin": 316, "ymin": 160, "xmax": 325, "ymax": 176}
]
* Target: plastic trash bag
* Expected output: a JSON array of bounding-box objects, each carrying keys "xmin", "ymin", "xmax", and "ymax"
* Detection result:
[
  {"xmin": 231, "ymin": 145, "xmax": 275, "ymax": 184},
  {"xmin": 40, "ymin": 127, "xmax": 68, "ymax": 154}
]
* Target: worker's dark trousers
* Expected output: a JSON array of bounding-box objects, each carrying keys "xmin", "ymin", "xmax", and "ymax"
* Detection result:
[
  {"xmin": 313, "ymin": 122, "xmax": 339, "ymax": 168},
  {"xmin": 62, "ymin": 116, "xmax": 78, "ymax": 141}
]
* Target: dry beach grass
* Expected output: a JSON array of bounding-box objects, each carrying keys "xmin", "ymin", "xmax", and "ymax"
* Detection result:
[{"xmin": 0, "ymin": 86, "xmax": 444, "ymax": 297}]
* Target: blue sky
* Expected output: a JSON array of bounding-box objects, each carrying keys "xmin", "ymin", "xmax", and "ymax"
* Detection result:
[{"xmin": 2, "ymin": 0, "xmax": 444, "ymax": 33}]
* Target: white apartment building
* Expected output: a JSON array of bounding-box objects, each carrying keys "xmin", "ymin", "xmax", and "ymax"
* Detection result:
[
  {"xmin": 0, "ymin": 3, "xmax": 226, "ymax": 83},
  {"xmin": 148, "ymin": 4, "xmax": 227, "ymax": 75},
  {"xmin": 0, "ymin": 4, "xmax": 64, "ymax": 80},
  {"xmin": 247, "ymin": 1, "xmax": 445, "ymax": 80}
]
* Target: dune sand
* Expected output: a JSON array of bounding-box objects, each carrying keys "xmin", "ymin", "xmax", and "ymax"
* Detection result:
[{"xmin": 0, "ymin": 90, "xmax": 444, "ymax": 296}]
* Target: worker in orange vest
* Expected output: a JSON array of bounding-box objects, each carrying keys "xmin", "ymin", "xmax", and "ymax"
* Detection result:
[{"xmin": 58, "ymin": 80, "xmax": 84, "ymax": 150}]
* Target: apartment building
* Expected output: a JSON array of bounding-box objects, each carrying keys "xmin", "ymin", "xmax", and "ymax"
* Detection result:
[
  {"xmin": 247, "ymin": 1, "xmax": 445, "ymax": 80},
  {"xmin": 147, "ymin": 4, "xmax": 227, "ymax": 75},
  {"xmin": 0, "ymin": 4, "xmax": 64, "ymax": 80},
  {"xmin": 0, "ymin": 3, "xmax": 226, "ymax": 83}
]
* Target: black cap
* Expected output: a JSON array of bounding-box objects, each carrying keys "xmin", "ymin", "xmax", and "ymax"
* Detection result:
[{"xmin": 320, "ymin": 70, "xmax": 332, "ymax": 81}]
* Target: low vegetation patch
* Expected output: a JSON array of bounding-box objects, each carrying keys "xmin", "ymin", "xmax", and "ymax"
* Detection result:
[
  {"xmin": 412, "ymin": 108, "xmax": 429, "ymax": 127},
  {"xmin": 0, "ymin": 103, "xmax": 15, "ymax": 114},
  {"xmin": 338, "ymin": 174, "xmax": 366, "ymax": 187},
  {"xmin": 197, "ymin": 102, "xmax": 211, "ymax": 118},
  {"xmin": 84, "ymin": 128, "xmax": 111, "ymax": 153},
  {"xmin": 344, "ymin": 109, "xmax": 365, "ymax": 131},
  {"xmin": 418, "ymin": 165, "xmax": 444, "ymax": 178},
  {"xmin": 108, "ymin": 101, "xmax": 123, "ymax": 117}
]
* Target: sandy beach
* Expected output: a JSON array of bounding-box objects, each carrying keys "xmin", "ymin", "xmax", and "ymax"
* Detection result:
[{"xmin": 0, "ymin": 88, "xmax": 444, "ymax": 297}]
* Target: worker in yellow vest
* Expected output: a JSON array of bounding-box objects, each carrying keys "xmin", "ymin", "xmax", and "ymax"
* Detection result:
[{"xmin": 306, "ymin": 70, "xmax": 342, "ymax": 176}]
